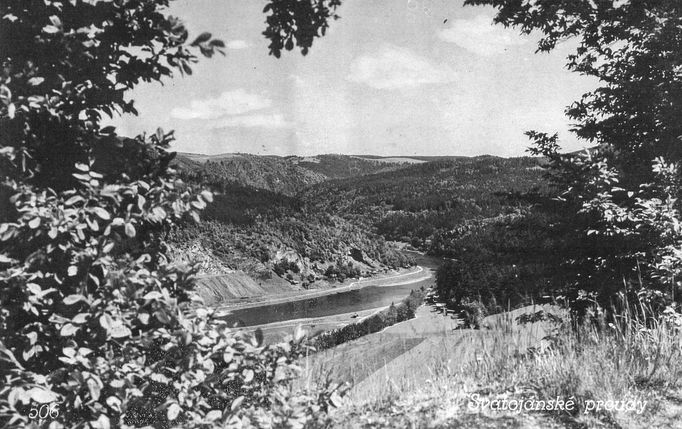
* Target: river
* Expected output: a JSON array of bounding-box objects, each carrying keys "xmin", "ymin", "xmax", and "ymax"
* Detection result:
[{"xmin": 220, "ymin": 251, "xmax": 442, "ymax": 328}]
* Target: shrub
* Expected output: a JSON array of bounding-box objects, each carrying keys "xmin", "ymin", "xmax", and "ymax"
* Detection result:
[
  {"xmin": 0, "ymin": 1, "xmax": 344, "ymax": 427},
  {"xmin": 458, "ymin": 298, "xmax": 487, "ymax": 329}
]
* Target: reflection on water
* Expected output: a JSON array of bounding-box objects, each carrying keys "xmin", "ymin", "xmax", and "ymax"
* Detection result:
[
  {"xmin": 222, "ymin": 280, "xmax": 431, "ymax": 327},
  {"xmin": 220, "ymin": 252, "xmax": 443, "ymax": 328}
]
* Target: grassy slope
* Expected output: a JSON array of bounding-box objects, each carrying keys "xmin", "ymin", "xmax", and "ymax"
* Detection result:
[{"xmin": 301, "ymin": 303, "xmax": 682, "ymax": 428}]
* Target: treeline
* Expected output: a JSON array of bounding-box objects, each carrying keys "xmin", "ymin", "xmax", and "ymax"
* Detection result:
[
  {"xmin": 295, "ymin": 154, "xmax": 403, "ymax": 179},
  {"xmin": 311, "ymin": 288, "xmax": 426, "ymax": 351},
  {"xmin": 432, "ymin": 204, "xmax": 568, "ymax": 316},
  {"xmin": 174, "ymin": 153, "xmax": 408, "ymax": 196},
  {"xmin": 302, "ymin": 156, "xmax": 547, "ymax": 246},
  {"xmin": 176, "ymin": 153, "xmax": 325, "ymax": 196}
]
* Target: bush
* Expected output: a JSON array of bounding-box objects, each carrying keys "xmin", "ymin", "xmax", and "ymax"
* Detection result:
[
  {"xmin": 458, "ymin": 298, "xmax": 487, "ymax": 329},
  {"xmin": 0, "ymin": 1, "xmax": 344, "ymax": 427}
]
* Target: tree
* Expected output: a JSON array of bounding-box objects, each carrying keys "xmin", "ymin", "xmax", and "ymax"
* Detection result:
[
  {"xmin": 0, "ymin": 1, "xmax": 343, "ymax": 427},
  {"xmin": 465, "ymin": 0, "xmax": 682, "ymax": 182},
  {"xmin": 465, "ymin": 0, "xmax": 682, "ymax": 308}
]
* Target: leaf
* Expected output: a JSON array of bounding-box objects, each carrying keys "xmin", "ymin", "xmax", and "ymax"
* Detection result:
[
  {"xmin": 150, "ymin": 373, "xmax": 170, "ymax": 384},
  {"xmin": 64, "ymin": 195, "xmax": 84, "ymax": 206},
  {"xmin": 154, "ymin": 310, "xmax": 170, "ymax": 324},
  {"xmin": 93, "ymin": 415, "xmax": 110, "ymax": 429},
  {"xmin": 28, "ymin": 217, "xmax": 41, "ymax": 229},
  {"xmin": 42, "ymin": 25, "xmax": 59, "ymax": 34},
  {"xmin": 205, "ymin": 410, "xmax": 222, "ymax": 422},
  {"xmin": 110, "ymin": 325, "xmax": 131, "ymax": 338},
  {"xmin": 142, "ymin": 291, "xmax": 162, "ymax": 300},
  {"xmin": 63, "ymin": 294, "xmax": 86, "ymax": 305},
  {"xmin": 167, "ymin": 403, "xmax": 181, "ymax": 421},
  {"xmin": 109, "ymin": 379, "xmax": 125, "ymax": 389},
  {"xmin": 28, "ymin": 77, "xmax": 45, "ymax": 86},
  {"xmin": 60, "ymin": 323, "xmax": 79, "ymax": 337},
  {"xmin": 231, "ymin": 396, "xmax": 244, "ymax": 412},
  {"xmin": 87, "ymin": 377, "xmax": 101, "ymax": 401},
  {"xmin": 102, "ymin": 241, "xmax": 115, "ymax": 253},
  {"xmin": 124, "ymin": 223, "xmax": 136, "ymax": 238},
  {"xmin": 74, "ymin": 163, "xmax": 89, "ymax": 172},
  {"xmin": 192, "ymin": 32, "xmax": 212, "ymax": 45},
  {"xmin": 72, "ymin": 313, "xmax": 89, "ymax": 324},
  {"xmin": 152, "ymin": 206, "xmax": 167, "ymax": 219},
  {"xmin": 26, "ymin": 283, "xmax": 42, "ymax": 294},
  {"xmin": 242, "ymin": 369, "xmax": 254, "ymax": 383},
  {"xmin": 92, "ymin": 207, "xmax": 111, "ymax": 220},
  {"xmin": 200, "ymin": 190, "xmax": 213, "ymax": 203},
  {"xmin": 68, "ymin": 265, "xmax": 78, "ymax": 277},
  {"xmin": 106, "ymin": 396, "xmax": 122, "ymax": 413},
  {"xmin": 28, "ymin": 388, "xmax": 58, "ymax": 403},
  {"xmin": 99, "ymin": 314, "xmax": 113, "ymax": 331}
]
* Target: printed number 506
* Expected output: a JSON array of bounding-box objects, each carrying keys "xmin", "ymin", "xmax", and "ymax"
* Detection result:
[{"xmin": 28, "ymin": 403, "xmax": 59, "ymax": 420}]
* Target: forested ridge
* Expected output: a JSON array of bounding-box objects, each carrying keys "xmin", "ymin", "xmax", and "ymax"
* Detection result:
[
  {"xmin": 174, "ymin": 153, "xmax": 411, "ymax": 196},
  {"xmin": 302, "ymin": 155, "xmax": 547, "ymax": 247},
  {"xmin": 169, "ymin": 155, "xmax": 419, "ymax": 284},
  {"xmin": 169, "ymin": 153, "xmax": 548, "ymax": 291}
]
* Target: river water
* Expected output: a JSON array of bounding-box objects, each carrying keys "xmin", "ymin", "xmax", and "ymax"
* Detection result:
[{"xmin": 220, "ymin": 251, "xmax": 442, "ymax": 327}]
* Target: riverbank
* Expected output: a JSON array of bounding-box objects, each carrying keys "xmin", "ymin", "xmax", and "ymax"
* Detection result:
[{"xmin": 213, "ymin": 264, "xmax": 431, "ymax": 312}]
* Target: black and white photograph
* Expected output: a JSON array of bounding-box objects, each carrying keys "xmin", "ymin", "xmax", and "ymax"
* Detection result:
[{"xmin": 1, "ymin": 0, "xmax": 682, "ymax": 427}]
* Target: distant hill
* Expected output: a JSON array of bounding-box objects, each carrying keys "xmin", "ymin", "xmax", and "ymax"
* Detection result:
[
  {"xmin": 173, "ymin": 153, "xmax": 429, "ymax": 195},
  {"xmin": 301, "ymin": 156, "xmax": 547, "ymax": 246}
]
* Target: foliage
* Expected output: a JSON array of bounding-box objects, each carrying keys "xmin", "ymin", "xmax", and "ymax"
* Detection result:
[
  {"xmin": 465, "ymin": 0, "xmax": 682, "ymax": 181},
  {"xmin": 457, "ymin": 298, "xmax": 487, "ymax": 329},
  {"xmin": 168, "ymin": 213, "xmax": 413, "ymax": 281},
  {"xmin": 311, "ymin": 288, "xmax": 426, "ymax": 351},
  {"xmin": 0, "ymin": 0, "xmax": 225, "ymax": 190},
  {"xmin": 175, "ymin": 153, "xmax": 405, "ymax": 197},
  {"xmin": 0, "ymin": 0, "xmax": 345, "ymax": 427},
  {"xmin": 302, "ymin": 156, "xmax": 546, "ymax": 247},
  {"xmin": 433, "ymin": 208, "xmax": 568, "ymax": 313},
  {"xmin": 464, "ymin": 0, "xmax": 682, "ymax": 313},
  {"xmin": 324, "ymin": 260, "xmax": 361, "ymax": 283},
  {"xmin": 263, "ymin": 0, "xmax": 341, "ymax": 58}
]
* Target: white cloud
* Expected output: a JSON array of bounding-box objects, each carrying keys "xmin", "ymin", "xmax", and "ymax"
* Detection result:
[
  {"xmin": 348, "ymin": 45, "xmax": 455, "ymax": 90},
  {"xmin": 210, "ymin": 113, "xmax": 292, "ymax": 129},
  {"xmin": 226, "ymin": 40, "xmax": 249, "ymax": 50},
  {"xmin": 438, "ymin": 14, "xmax": 527, "ymax": 57},
  {"xmin": 170, "ymin": 89, "xmax": 271, "ymax": 120}
]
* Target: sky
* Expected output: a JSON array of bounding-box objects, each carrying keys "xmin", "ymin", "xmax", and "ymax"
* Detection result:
[{"xmin": 107, "ymin": 0, "xmax": 598, "ymax": 157}]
